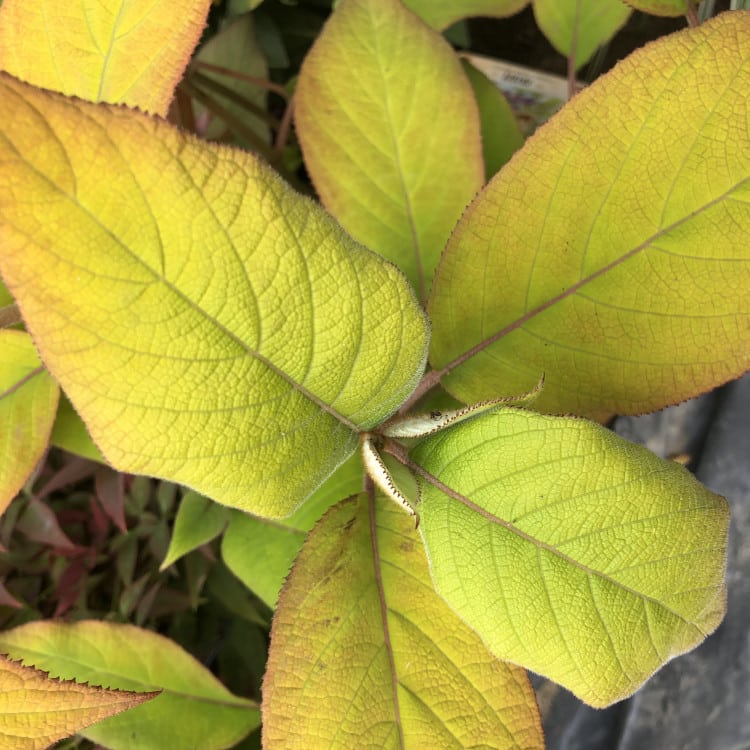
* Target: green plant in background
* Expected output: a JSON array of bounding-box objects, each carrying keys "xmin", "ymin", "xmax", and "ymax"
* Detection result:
[{"xmin": 0, "ymin": 0, "xmax": 747, "ymax": 747}]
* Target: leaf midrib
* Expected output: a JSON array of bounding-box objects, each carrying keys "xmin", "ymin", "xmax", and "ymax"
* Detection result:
[
  {"xmin": 413, "ymin": 457, "xmax": 713, "ymax": 634},
  {"xmin": 438, "ymin": 177, "xmax": 750, "ymax": 377}
]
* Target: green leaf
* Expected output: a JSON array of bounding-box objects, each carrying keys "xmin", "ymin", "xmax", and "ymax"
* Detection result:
[
  {"xmin": 263, "ymin": 495, "xmax": 544, "ymax": 748},
  {"xmin": 222, "ymin": 453, "xmax": 363, "ymax": 607},
  {"xmin": 0, "ymin": 331, "xmax": 59, "ymax": 515},
  {"xmin": 429, "ymin": 13, "xmax": 750, "ymax": 419},
  {"xmin": 295, "ymin": 0, "xmax": 483, "ymax": 302},
  {"xmin": 412, "ymin": 408, "xmax": 728, "ymax": 707},
  {"xmin": 623, "ymin": 0, "xmax": 690, "ymax": 16},
  {"xmin": 192, "ymin": 13, "xmax": 270, "ymax": 144},
  {"xmin": 0, "ymin": 654, "xmax": 157, "ymax": 750},
  {"xmin": 0, "ymin": 0, "xmax": 212, "ymax": 115},
  {"xmin": 533, "ymin": 0, "xmax": 632, "ymax": 69},
  {"xmin": 160, "ymin": 491, "xmax": 229, "ymax": 570},
  {"xmin": 49, "ymin": 395, "xmax": 104, "ymax": 463},
  {"xmin": 0, "ymin": 277, "xmax": 11, "ymax": 307},
  {"xmin": 462, "ymin": 59, "xmax": 524, "ymax": 180},
  {"xmin": 0, "ymin": 621, "xmax": 260, "ymax": 750},
  {"xmin": 402, "ymin": 0, "xmax": 530, "ymax": 30},
  {"xmin": 0, "ymin": 74, "xmax": 428, "ymax": 517}
]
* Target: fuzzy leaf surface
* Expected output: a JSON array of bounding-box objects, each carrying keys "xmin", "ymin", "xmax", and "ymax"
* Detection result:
[
  {"xmin": 0, "ymin": 331, "xmax": 59, "ymax": 515},
  {"xmin": 623, "ymin": 0, "xmax": 689, "ymax": 16},
  {"xmin": 429, "ymin": 13, "xmax": 750, "ymax": 419},
  {"xmin": 403, "ymin": 0, "xmax": 529, "ymax": 29},
  {"xmin": 0, "ymin": 74, "xmax": 428, "ymax": 517},
  {"xmin": 413, "ymin": 409, "xmax": 729, "ymax": 707},
  {"xmin": 0, "ymin": 621, "xmax": 259, "ymax": 750},
  {"xmin": 0, "ymin": 654, "xmax": 156, "ymax": 750},
  {"xmin": 0, "ymin": 0, "xmax": 211, "ymax": 115},
  {"xmin": 296, "ymin": 0, "xmax": 483, "ymax": 302},
  {"xmin": 533, "ymin": 0, "xmax": 632, "ymax": 69},
  {"xmin": 262, "ymin": 495, "xmax": 544, "ymax": 749}
]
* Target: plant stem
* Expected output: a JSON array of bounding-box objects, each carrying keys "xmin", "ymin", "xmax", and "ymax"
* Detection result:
[
  {"xmin": 192, "ymin": 61, "xmax": 290, "ymax": 100},
  {"xmin": 686, "ymin": 2, "xmax": 700, "ymax": 26},
  {"xmin": 274, "ymin": 93, "xmax": 296, "ymax": 156}
]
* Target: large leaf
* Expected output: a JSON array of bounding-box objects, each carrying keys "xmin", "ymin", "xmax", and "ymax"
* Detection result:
[
  {"xmin": 623, "ymin": 0, "xmax": 690, "ymax": 16},
  {"xmin": 0, "ymin": 0, "xmax": 211, "ymax": 115},
  {"xmin": 0, "ymin": 331, "xmax": 59, "ymax": 515},
  {"xmin": 0, "ymin": 654, "xmax": 156, "ymax": 750},
  {"xmin": 533, "ymin": 0, "xmax": 632, "ymax": 69},
  {"xmin": 222, "ymin": 453, "xmax": 363, "ymax": 607},
  {"xmin": 0, "ymin": 621, "xmax": 260, "ymax": 750},
  {"xmin": 263, "ymin": 494, "xmax": 544, "ymax": 748},
  {"xmin": 428, "ymin": 13, "xmax": 750, "ymax": 419},
  {"xmin": 403, "ymin": 0, "xmax": 530, "ymax": 30},
  {"xmin": 295, "ymin": 0, "xmax": 483, "ymax": 302},
  {"xmin": 0, "ymin": 74, "xmax": 428, "ymax": 517},
  {"xmin": 412, "ymin": 408, "xmax": 728, "ymax": 707}
]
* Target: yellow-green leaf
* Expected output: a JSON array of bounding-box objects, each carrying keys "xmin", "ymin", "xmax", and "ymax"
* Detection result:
[
  {"xmin": 0, "ymin": 621, "xmax": 259, "ymax": 750},
  {"xmin": 0, "ymin": 331, "xmax": 59, "ymax": 515},
  {"xmin": 0, "ymin": 0, "xmax": 211, "ymax": 115},
  {"xmin": 263, "ymin": 495, "xmax": 544, "ymax": 748},
  {"xmin": 0, "ymin": 74, "xmax": 428, "ymax": 517},
  {"xmin": 413, "ymin": 409, "xmax": 729, "ymax": 707},
  {"xmin": 296, "ymin": 0, "xmax": 483, "ymax": 302},
  {"xmin": 222, "ymin": 453, "xmax": 363, "ymax": 607},
  {"xmin": 623, "ymin": 0, "xmax": 690, "ymax": 16},
  {"xmin": 429, "ymin": 13, "xmax": 750, "ymax": 419},
  {"xmin": 533, "ymin": 0, "xmax": 632, "ymax": 69},
  {"xmin": 403, "ymin": 0, "xmax": 530, "ymax": 30},
  {"xmin": 0, "ymin": 654, "xmax": 156, "ymax": 750}
]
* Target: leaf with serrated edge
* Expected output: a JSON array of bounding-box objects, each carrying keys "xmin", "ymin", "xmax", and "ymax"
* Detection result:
[
  {"xmin": 263, "ymin": 494, "xmax": 544, "ymax": 748},
  {"xmin": 0, "ymin": 621, "xmax": 259, "ymax": 750},
  {"xmin": 0, "ymin": 331, "xmax": 59, "ymax": 515},
  {"xmin": 296, "ymin": 0, "xmax": 483, "ymax": 302},
  {"xmin": 0, "ymin": 74, "xmax": 428, "ymax": 517},
  {"xmin": 412, "ymin": 408, "xmax": 728, "ymax": 707},
  {"xmin": 403, "ymin": 0, "xmax": 529, "ymax": 30},
  {"xmin": 0, "ymin": 0, "xmax": 211, "ymax": 115},
  {"xmin": 429, "ymin": 13, "xmax": 750, "ymax": 419},
  {"xmin": 533, "ymin": 0, "xmax": 631, "ymax": 69},
  {"xmin": 0, "ymin": 654, "xmax": 156, "ymax": 750},
  {"xmin": 623, "ymin": 0, "xmax": 689, "ymax": 16}
]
